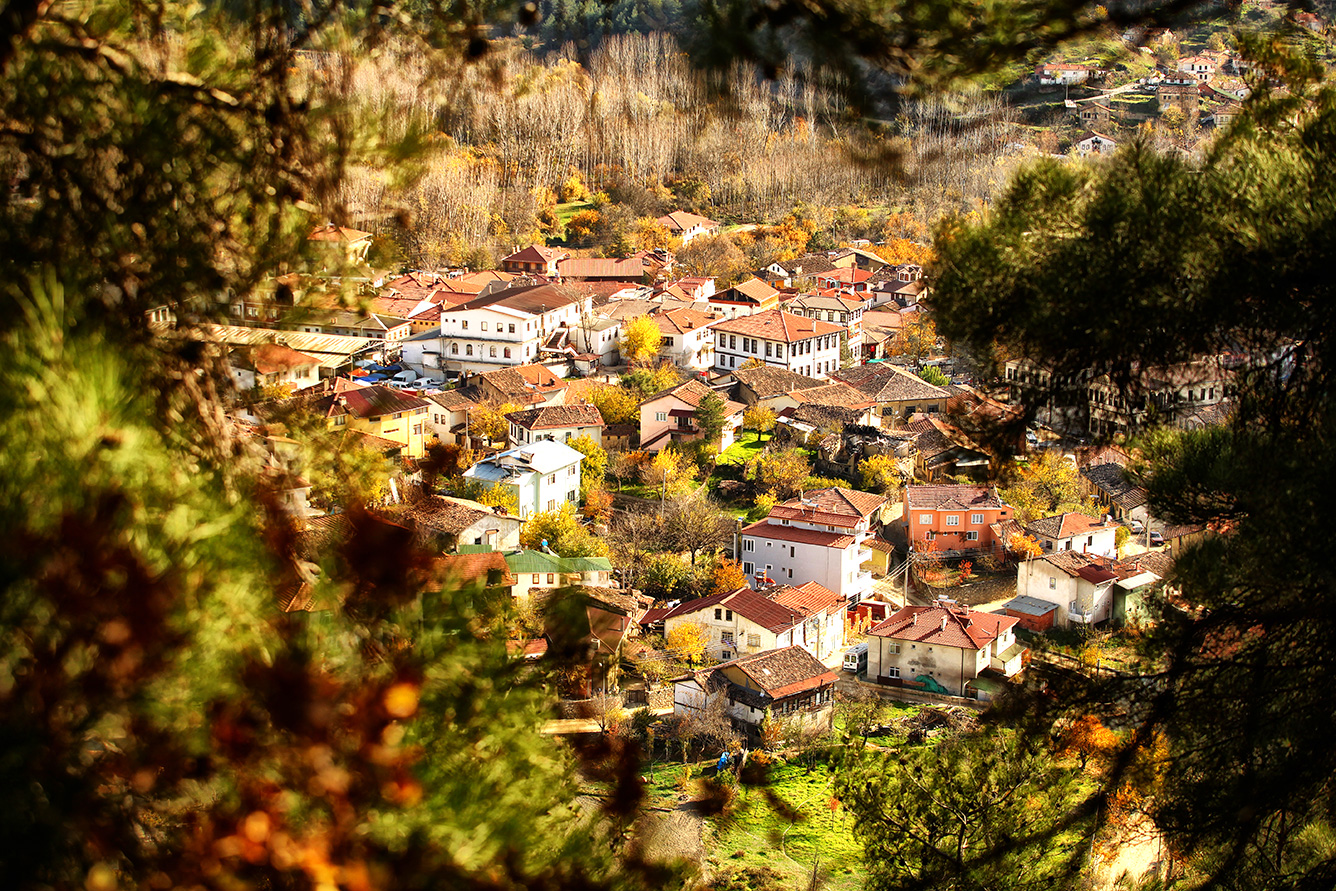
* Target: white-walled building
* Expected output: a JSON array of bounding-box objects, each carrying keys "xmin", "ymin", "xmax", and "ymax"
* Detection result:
[
  {"xmin": 1015, "ymin": 552, "xmax": 1159, "ymax": 629},
  {"xmin": 462, "ymin": 440, "xmax": 583, "ymax": 519},
  {"xmin": 655, "ymin": 307, "xmax": 720, "ymax": 371},
  {"xmin": 506, "ymin": 403, "xmax": 605, "ymax": 448},
  {"xmin": 866, "ymin": 603, "xmax": 1025, "ymax": 695},
  {"xmin": 427, "ymin": 284, "xmax": 588, "ymax": 374},
  {"xmin": 740, "ymin": 486, "xmax": 886, "ymax": 603},
  {"xmin": 1024, "ymin": 512, "xmax": 1120, "ymax": 558},
  {"xmin": 711, "ymin": 309, "xmax": 844, "ymax": 378},
  {"xmin": 661, "ymin": 582, "xmax": 847, "ymax": 663},
  {"xmin": 228, "ymin": 344, "xmax": 322, "ymax": 391}
]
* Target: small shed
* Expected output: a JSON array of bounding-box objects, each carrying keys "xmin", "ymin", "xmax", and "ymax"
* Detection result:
[{"xmin": 1002, "ymin": 594, "xmax": 1059, "ymax": 632}]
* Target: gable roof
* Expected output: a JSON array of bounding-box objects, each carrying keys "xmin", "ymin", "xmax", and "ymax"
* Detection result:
[
  {"xmin": 466, "ymin": 440, "xmax": 585, "ymax": 481},
  {"xmin": 655, "ymin": 307, "xmax": 718, "ymax": 335},
  {"xmin": 711, "ymin": 308, "xmax": 843, "ymax": 343},
  {"xmin": 904, "ymin": 484, "xmax": 1006, "ymax": 512},
  {"xmin": 711, "ymin": 645, "xmax": 839, "ymax": 699},
  {"xmin": 1025, "ymin": 512, "xmax": 1119, "ymax": 540},
  {"xmin": 829, "ymin": 363, "xmax": 949, "ymax": 403},
  {"xmin": 732, "ymin": 365, "xmax": 824, "ymax": 399},
  {"xmin": 504, "ymin": 244, "xmax": 567, "ymax": 264},
  {"xmin": 1081, "ymin": 462, "xmax": 1148, "ymax": 510},
  {"xmin": 741, "ymin": 520, "xmax": 856, "ymax": 549},
  {"xmin": 768, "ymin": 486, "xmax": 885, "ymax": 528},
  {"xmin": 790, "ymin": 382, "xmax": 876, "ymax": 409},
  {"xmin": 437, "ymin": 550, "xmax": 518, "ymax": 587},
  {"xmin": 717, "ymin": 278, "xmax": 780, "ymax": 305},
  {"xmin": 663, "ymin": 586, "xmax": 809, "ymax": 634},
  {"xmin": 868, "ymin": 604, "xmax": 1018, "ymax": 651},
  {"xmin": 477, "ymin": 364, "xmax": 569, "ymax": 403},
  {"xmin": 308, "ymin": 223, "xmax": 372, "ymax": 244},
  {"xmin": 505, "ymin": 403, "xmax": 605, "ymax": 430},
  {"xmin": 642, "ymin": 378, "xmax": 743, "ymax": 416},
  {"xmin": 766, "ymin": 580, "xmax": 846, "ymax": 617},
  {"xmin": 451, "ymin": 283, "xmax": 583, "ymax": 315},
  {"xmin": 503, "ymin": 548, "xmax": 613, "ymax": 574},
  {"xmin": 657, "ymin": 210, "xmax": 718, "ymax": 232},
  {"xmin": 234, "ymin": 343, "xmax": 321, "ymax": 374},
  {"xmin": 557, "ymin": 257, "xmax": 644, "ymax": 280},
  {"xmin": 303, "ymin": 384, "xmax": 428, "ymax": 420}
]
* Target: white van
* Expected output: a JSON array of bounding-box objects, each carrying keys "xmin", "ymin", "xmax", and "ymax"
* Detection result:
[
  {"xmin": 391, "ymin": 368, "xmax": 418, "ymax": 386},
  {"xmin": 843, "ymin": 641, "xmax": 869, "ymax": 674}
]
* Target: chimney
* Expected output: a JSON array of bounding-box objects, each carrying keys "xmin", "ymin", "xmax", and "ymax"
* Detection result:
[
  {"xmin": 941, "ymin": 615, "xmax": 948, "ymax": 632},
  {"xmin": 911, "ymin": 613, "xmax": 917, "ymax": 626}
]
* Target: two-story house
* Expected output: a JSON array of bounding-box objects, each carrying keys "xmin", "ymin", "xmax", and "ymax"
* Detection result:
[
  {"xmin": 503, "ymin": 549, "xmax": 615, "ymax": 599},
  {"xmin": 437, "ymin": 284, "xmax": 588, "ymax": 373},
  {"xmin": 904, "ymin": 485, "xmax": 1014, "ymax": 556},
  {"xmin": 740, "ymin": 487, "xmax": 885, "ymax": 603},
  {"xmin": 304, "ymin": 384, "xmax": 433, "ymax": 458},
  {"xmin": 707, "ymin": 278, "xmax": 781, "ymax": 319},
  {"xmin": 506, "ymin": 403, "xmax": 605, "ymax": 448},
  {"xmin": 424, "ymin": 389, "xmax": 480, "ymax": 446},
  {"xmin": 501, "ymin": 244, "xmax": 568, "ymax": 276},
  {"xmin": 461, "ymin": 440, "xmax": 583, "ymax": 519},
  {"xmin": 656, "ymin": 210, "xmax": 720, "ymax": 245},
  {"xmin": 661, "ymin": 582, "xmax": 847, "ymax": 663},
  {"xmin": 638, "ymin": 379, "xmax": 744, "ymax": 453},
  {"xmin": 474, "ymin": 364, "xmax": 569, "ymax": 408},
  {"xmin": 868, "ymin": 603, "xmax": 1025, "ymax": 698},
  {"xmin": 711, "ymin": 309, "xmax": 844, "ymax": 378},
  {"xmin": 828, "ymin": 363, "xmax": 950, "ymax": 426},
  {"xmin": 228, "ymin": 344, "xmax": 322, "ymax": 392},
  {"xmin": 786, "ymin": 293, "xmax": 865, "ymax": 362},
  {"xmin": 1024, "ymin": 512, "xmax": 1120, "ymax": 558},
  {"xmin": 672, "ymin": 646, "xmax": 838, "ymax": 745},
  {"xmin": 1015, "ymin": 551, "xmax": 1159, "ymax": 629},
  {"xmin": 654, "ymin": 308, "xmax": 720, "ymax": 371}
]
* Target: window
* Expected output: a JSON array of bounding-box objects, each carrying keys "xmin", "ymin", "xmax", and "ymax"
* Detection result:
[
  {"xmin": 532, "ymin": 574, "xmax": 540, "ymax": 584},
  {"xmin": 966, "ymin": 531, "xmax": 979, "ymax": 541},
  {"xmin": 568, "ymin": 465, "xmax": 576, "ymax": 475},
  {"xmin": 465, "ymin": 344, "xmax": 473, "ymax": 356},
  {"xmin": 333, "ymin": 415, "xmax": 345, "ymax": 426},
  {"xmin": 489, "ymin": 346, "xmax": 497, "ymax": 357},
  {"xmin": 547, "ymin": 499, "xmax": 555, "ymax": 511},
  {"xmin": 743, "ymin": 539, "xmax": 754, "ymax": 552},
  {"xmin": 945, "ymin": 515, "xmax": 960, "ymax": 526},
  {"xmin": 748, "ymin": 633, "xmax": 760, "ymax": 648},
  {"xmin": 665, "ymin": 337, "xmax": 674, "ymax": 346},
  {"xmin": 725, "ymin": 610, "xmax": 733, "ymax": 621},
  {"xmin": 786, "ymin": 568, "xmax": 793, "ymax": 578},
  {"xmin": 790, "ymin": 546, "xmax": 795, "ymax": 557},
  {"xmin": 480, "ymin": 321, "xmax": 488, "ymax": 331},
  {"xmin": 886, "ymin": 666, "xmax": 900, "ymax": 679},
  {"xmin": 412, "ymin": 424, "xmax": 422, "ymax": 436},
  {"xmin": 1049, "ymin": 577, "xmax": 1057, "ymax": 589},
  {"xmin": 886, "ymin": 642, "xmax": 900, "ymax": 654},
  {"xmin": 655, "ymin": 412, "xmax": 667, "ymax": 422},
  {"xmin": 765, "ymin": 342, "xmax": 772, "ymax": 357},
  {"xmin": 919, "ymin": 513, "xmax": 932, "ymax": 524},
  {"xmin": 508, "ymin": 324, "xmax": 515, "ymax": 334},
  {"xmin": 461, "ymin": 320, "xmax": 468, "ymax": 330},
  {"xmin": 721, "ymin": 631, "xmax": 734, "ymax": 646},
  {"xmin": 971, "ymin": 513, "xmax": 984, "ymax": 525},
  {"xmin": 547, "ymin": 474, "xmax": 556, "ymax": 484},
  {"xmin": 451, "ymin": 343, "xmax": 458, "ymax": 355},
  {"xmin": 504, "ymin": 347, "xmax": 511, "ymax": 358},
  {"xmin": 743, "ymin": 562, "xmax": 753, "ymax": 575},
  {"xmin": 715, "ymin": 608, "xmax": 722, "ymax": 620},
  {"xmin": 546, "ymin": 573, "xmax": 555, "ymax": 584},
  {"xmin": 729, "ymin": 335, "xmax": 736, "ymax": 349},
  {"xmin": 567, "ymin": 490, "xmax": 576, "ymax": 502}
]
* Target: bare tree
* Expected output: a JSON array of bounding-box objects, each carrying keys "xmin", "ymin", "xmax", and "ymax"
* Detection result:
[{"xmin": 663, "ymin": 494, "xmax": 736, "ymax": 565}]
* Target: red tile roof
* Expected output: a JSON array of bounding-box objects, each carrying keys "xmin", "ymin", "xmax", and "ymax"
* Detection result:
[
  {"xmin": 504, "ymin": 244, "xmax": 567, "ymax": 264},
  {"xmin": 711, "ymin": 308, "xmax": 843, "ymax": 343},
  {"xmin": 1025, "ymin": 512, "xmax": 1119, "ymax": 540},
  {"xmin": 657, "ymin": 210, "xmax": 718, "ymax": 232},
  {"xmin": 308, "ymin": 223, "xmax": 371, "ymax": 243},
  {"xmin": 768, "ymin": 487, "xmax": 886, "ymax": 528},
  {"xmin": 244, "ymin": 343, "xmax": 321, "ymax": 374},
  {"xmin": 741, "ymin": 520, "xmax": 856, "ymax": 549},
  {"xmin": 437, "ymin": 551, "xmax": 517, "ymax": 587},
  {"xmin": 904, "ymin": 485, "xmax": 1006, "ymax": 512},
  {"xmin": 869, "ymin": 604, "xmax": 1017, "ymax": 651},
  {"xmin": 557, "ymin": 257, "xmax": 644, "ymax": 280},
  {"xmin": 662, "ymin": 586, "xmax": 810, "ymax": 633},
  {"xmin": 505, "ymin": 403, "xmax": 604, "ymax": 430},
  {"xmin": 655, "ymin": 307, "xmax": 719, "ymax": 335},
  {"xmin": 767, "ymin": 580, "xmax": 846, "ymax": 616}
]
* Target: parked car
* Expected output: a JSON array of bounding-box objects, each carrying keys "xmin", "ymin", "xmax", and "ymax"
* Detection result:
[
  {"xmin": 391, "ymin": 369, "xmax": 418, "ymax": 386},
  {"xmin": 1149, "ymin": 530, "xmax": 1165, "ymax": 547},
  {"xmin": 1127, "ymin": 519, "xmax": 1144, "ymax": 535},
  {"xmin": 410, "ymin": 377, "xmax": 443, "ymax": 392}
]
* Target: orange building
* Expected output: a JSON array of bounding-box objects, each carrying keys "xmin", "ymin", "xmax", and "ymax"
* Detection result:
[{"xmin": 903, "ymin": 485, "xmax": 1014, "ymax": 555}]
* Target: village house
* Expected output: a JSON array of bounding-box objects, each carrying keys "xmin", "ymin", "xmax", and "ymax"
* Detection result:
[
  {"xmin": 1035, "ymin": 62, "xmax": 1091, "ymax": 85},
  {"xmin": 570, "ymin": 315, "xmax": 622, "ymax": 367},
  {"xmin": 654, "ymin": 307, "xmax": 720, "ymax": 371},
  {"xmin": 555, "ymin": 257, "xmax": 645, "ymax": 283},
  {"xmin": 290, "ymin": 309, "xmax": 414, "ymax": 343},
  {"xmin": 434, "ymin": 283, "xmax": 588, "ymax": 374},
  {"xmin": 307, "ymin": 223, "xmax": 373, "ymax": 267},
  {"xmin": 708, "ymin": 277, "xmax": 781, "ymax": 319},
  {"xmin": 866, "ymin": 264, "xmax": 927, "ymax": 309},
  {"xmin": 424, "ymin": 389, "xmax": 479, "ymax": 446},
  {"xmin": 1080, "ymin": 460, "xmax": 1150, "ymax": 526},
  {"xmin": 462, "ymin": 440, "xmax": 584, "ymax": 519},
  {"xmin": 672, "ymin": 646, "xmax": 838, "ymax": 745},
  {"xmin": 729, "ymin": 365, "xmax": 825, "ymax": 410},
  {"xmin": 904, "ymin": 485, "xmax": 1015, "ymax": 556},
  {"xmin": 1075, "ymin": 101, "xmax": 1112, "ymax": 127},
  {"xmin": 866, "ymin": 603, "xmax": 1026, "ymax": 697},
  {"xmin": 1024, "ymin": 511, "xmax": 1121, "ymax": 558},
  {"xmin": 1156, "ymin": 77, "xmax": 1200, "ymax": 114},
  {"xmin": 1015, "ymin": 551, "xmax": 1159, "ymax": 629},
  {"xmin": 813, "ymin": 267, "xmax": 874, "ymax": 294},
  {"xmin": 1177, "ymin": 54, "xmax": 1217, "ymax": 81},
  {"xmin": 501, "ymin": 244, "xmax": 568, "ymax": 277},
  {"xmin": 228, "ymin": 344, "xmax": 322, "ymax": 392},
  {"xmin": 656, "ymin": 210, "xmax": 720, "ymax": 245},
  {"xmin": 473, "ymin": 364, "xmax": 569, "ymax": 408},
  {"xmin": 1076, "ymin": 131, "xmax": 1117, "ymax": 156},
  {"xmin": 661, "ymin": 582, "xmax": 848, "ymax": 663},
  {"xmin": 301, "ymin": 384, "xmax": 433, "ymax": 458},
  {"xmin": 503, "ymin": 549, "xmax": 615, "ymax": 599},
  {"xmin": 711, "ymin": 308, "xmax": 844, "ymax": 378},
  {"xmin": 1087, "ymin": 359, "xmax": 1232, "ymax": 437},
  {"xmin": 638, "ymin": 378, "xmax": 744, "ymax": 453},
  {"xmin": 905, "ymin": 416, "xmax": 992, "ymax": 482},
  {"xmin": 740, "ymin": 487, "xmax": 886, "ymax": 603},
  {"xmin": 787, "ymin": 293, "xmax": 865, "ymax": 362},
  {"xmin": 389, "ymin": 494, "xmax": 523, "ymax": 553},
  {"xmin": 828, "ymin": 363, "xmax": 950, "ymax": 425},
  {"xmin": 506, "ymin": 403, "xmax": 605, "ymax": 448}
]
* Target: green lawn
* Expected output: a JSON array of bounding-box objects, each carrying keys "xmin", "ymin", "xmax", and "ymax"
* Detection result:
[
  {"xmin": 716, "ymin": 430, "xmax": 769, "ymax": 467},
  {"xmin": 554, "ymin": 200, "xmax": 594, "ymax": 241}
]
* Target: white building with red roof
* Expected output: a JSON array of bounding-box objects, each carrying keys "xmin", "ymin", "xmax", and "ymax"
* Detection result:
[
  {"xmin": 1023, "ymin": 511, "xmax": 1120, "ymax": 558},
  {"xmin": 656, "ymin": 210, "xmax": 720, "ymax": 245},
  {"xmin": 654, "ymin": 307, "xmax": 721, "ymax": 371},
  {"xmin": 501, "ymin": 244, "xmax": 568, "ymax": 277},
  {"xmin": 711, "ymin": 308, "xmax": 845, "ymax": 378},
  {"xmin": 866, "ymin": 603, "xmax": 1025, "ymax": 696},
  {"xmin": 228, "ymin": 343, "xmax": 322, "ymax": 391},
  {"xmin": 661, "ymin": 582, "xmax": 847, "ymax": 663},
  {"xmin": 741, "ymin": 487, "xmax": 886, "ymax": 603}
]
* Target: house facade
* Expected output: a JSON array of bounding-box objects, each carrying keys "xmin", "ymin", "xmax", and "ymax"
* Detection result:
[
  {"xmin": 501, "ymin": 244, "xmax": 568, "ymax": 276},
  {"xmin": 506, "ymin": 403, "xmax": 605, "ymax": 448},
  {"xmin": 711, "ymin": 309, "xmax": 844, "ymax": 378},
  {"xmin": 1024, "ymin": 511, "xmax": 1120, "ymax": 558},
  {"xmin": 503, "ymin": 549, "xmax": 615, "ymax": 599},
  {"xmin": 672, "ymin": 646, "xmax": 838, "ymax": 745},
  {"xmin": 708, "ymin": 278, "xmax": 781, "ymax": 319},
  {"xmin": 740, "ymin": 486, "xmax": 885, "ymax": 602},
  {"xmin": 306, "ymin": 385, "xmax": 433, "ymax": 458},
  {"xmin": 1015, "ymin": 552, "xmax": 1159, "ymax": 629},
  {"xmin": 656, "ymin": 210, "xmax": 720, "ymax": 245},
  {"xmin": 829, "ymin": 363, "xmax": 950, "ymax": 426},
  {"xmin": 661, "ymin": 583, "xmax": 847, "ymax": 663},
  {"xmin": 436, "ymin": 284, "xmax": 588, "ymax": 373},
  {"xmin": 866, "ymin": 603, "xmax": 1025, "ymax": 696},
  {"xmin": 654, "ymin": 308, "xmax": 719, "ymax": 371},
  {"xmin": 904, "ymin": 485, "xmax": 1015, "ymax": 556},
  {"xmin": 461, "ymin": 440, "xmax": 584, "ymax": 519},
  {"xmin": 638, "ymin": 379, "xmax": 744, "ymax": 453},
  {"xmin": 229, "ymin": 344, "xmax": 322, "ymax": 391}
]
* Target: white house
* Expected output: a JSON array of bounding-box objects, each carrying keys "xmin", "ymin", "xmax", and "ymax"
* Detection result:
[
  {"xmin": 228, "ymin": 344, "xmax": 322, "ymax": 391},
  {"xmin": 506, "ymin": 403, "xmax": 605, "ymax": 448},
  {"xmin": 433, "ymin": 284, "xmax": 588, "ymax": 374},
  {"xmin": 1076, "ymin": 131, "xmax": 1117, "ymax": 156},
  {"xmin": 503, "ymin": 549, "xmax": 615, "ymax": 599},
  {"xmin": 1023, "ymin": 512, "xmax": 1120, "ymax": 558},
  {"xmin": 661, "ymin": 582, "xmax": 847, "ymax": 663},
  {"xmin": 570, "ymin": 315, "xmax": 622, "ymax": 367},
  {"xmin": 1177, "ymin": 54, "xmax": 1217, "ymax": 82},
  {"xmin": 1035, "ymin": 63, "xmax": 1091, "ymax": 85},
  {"xmin": 711, "ymin": 308, "xmax": 845, "ymax": 378},
  {"xmin": 866, "ymin": 603, "xmax": 1026, "ymax": 696},
  {"xmin": 1016, "ymin": 551, "xmax": 1160, "ymax": 629},
  {"xmin": 740, "ymin": 487, "xmax": 885, "ymax": 603},
  {"xmin": 655, "ymin": 307, "xmax": 720, "ymax": 371},
  {"xmin": 462, "ymin": 440, "xmax": 584, "ymax": 519},
  {"xmin": 656, "ymin": 210, "xmax": 720, "ymax": 245}
]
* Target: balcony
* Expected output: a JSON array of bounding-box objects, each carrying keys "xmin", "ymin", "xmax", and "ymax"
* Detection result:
[{"xmin": 1068, "ymin": 601, "xmax": 1095, "ymax": 624}]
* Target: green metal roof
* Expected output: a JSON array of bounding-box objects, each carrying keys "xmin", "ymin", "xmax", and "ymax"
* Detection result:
[{"xmin": 502, "ymin": 549, "xmax": 612, "ymax": 575}]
